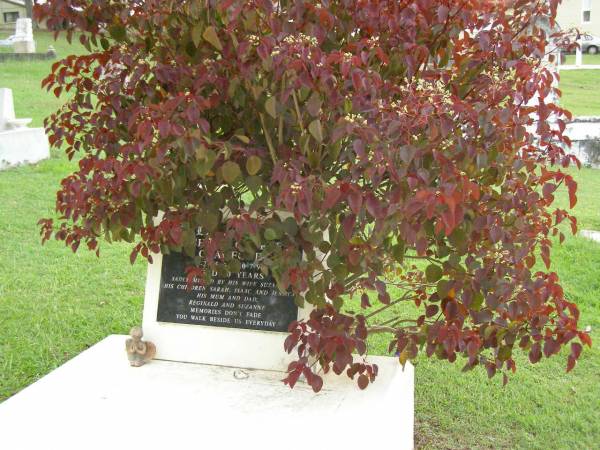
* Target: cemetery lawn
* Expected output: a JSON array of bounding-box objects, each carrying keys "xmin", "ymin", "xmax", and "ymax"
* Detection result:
[
  {"xmin": 1, "ymin": 31, "xmax": 600, "ymax": 450},
  {"xmin": 559, "ymin": 69, "xmax": 600, "ymax": 117},
  {"xmin": 562, "ymin": 53, "xmax": 600, "ymax": 66}
]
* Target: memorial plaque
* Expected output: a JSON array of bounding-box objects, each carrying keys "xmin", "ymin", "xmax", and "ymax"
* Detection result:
[{"xmin": 156, "ymin": 252, "xmax": 298, "ymax": 333}]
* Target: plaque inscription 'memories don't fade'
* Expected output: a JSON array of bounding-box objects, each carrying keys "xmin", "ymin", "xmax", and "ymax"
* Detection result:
[
  {"xmin": 142, "ymin": 246, "xmax": 309, "ymax": 370},
  {"xmin": 156, "ymin": 252, "xmax": 298, "ymax": 332}
]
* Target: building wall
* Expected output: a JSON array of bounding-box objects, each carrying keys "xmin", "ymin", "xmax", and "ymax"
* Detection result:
[
  {"xmin": 557, "ymin": 0, "xmax": 600, "ymax": 35},
  {"xmin": 0, "ymin": 1, "xmax": 26, "ymax": 25}
]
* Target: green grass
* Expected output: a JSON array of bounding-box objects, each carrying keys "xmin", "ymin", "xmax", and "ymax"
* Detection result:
[
  {"xmin": 410, "ymin": 235, "xmax": 600, "ymax": 449},
  {"xmin": 0, "ymin": 31, "xmax": 85, "ymax": 127},
  {"xmin": 1, "ymin": 31, "xmax": 600, "ymax": 449},
  {"xmin": 559, "ymin": 70, "xmax": 600, "ymax": 117},
  {"xmin": 563, "ymin": 53, "xmax": 600, "ymax": 66},
  {"xmin": 0, "ymin": 158, "xmax": 146, "ymax": 401},
  {"xmin": 0, "ymin": 31, "xmax": 145, "ymax": 398},
  {"xmin": 352, "ymin": 168, "xmax": 600, "ymax": 449}
]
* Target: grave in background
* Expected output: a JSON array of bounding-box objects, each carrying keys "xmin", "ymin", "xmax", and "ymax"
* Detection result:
[
  {"xmin": 12, "ymin": 18, "xmax": 35, "ymax": 54},
  {"xmin": 0, "ymin": 88, "xmax": 49, "ymax": 169}
]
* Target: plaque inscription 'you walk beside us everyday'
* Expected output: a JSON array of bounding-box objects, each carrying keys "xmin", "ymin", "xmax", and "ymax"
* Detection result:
[
  {"xmin": 142, "ymin": 239, "xmax": 311, "ymax": 371},
  {"xmin": 156, "ymin": 252, "xmax": 299, "ymax": 333}
]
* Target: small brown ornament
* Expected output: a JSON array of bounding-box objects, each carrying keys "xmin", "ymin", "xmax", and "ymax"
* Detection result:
[{"xmin": 125, "ymin": 326, "xmax": 156, "ymax": 367}]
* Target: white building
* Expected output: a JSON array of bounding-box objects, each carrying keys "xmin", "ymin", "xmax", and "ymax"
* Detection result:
[{"xmin": 556, "ymin": 0, "xmax": 599, "ymax": 35}]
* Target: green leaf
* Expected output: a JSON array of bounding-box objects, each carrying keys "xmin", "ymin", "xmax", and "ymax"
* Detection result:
[
  {"xmin": 471, "ymin": 292, "xmax": 484, "ymax": 311},
  {"xmin": 306, "ymin": 92, "xmax": 322, "ymax": 117},
  {"xmin": 195, "ymin": 144, "xmax": 208, "ymax": 160},
  {"xmin": 199, "ymin": 211, "xmax": 219, "ymax": 232},
  {"xmin": 191, "ymin": 24, "xmax": 203, "ymax": 47},
  {"xmin": 221, "ymin": 161, "xmax": 241, "ymax": 183},
  {"xmin": 332, "ymin": 296, "xmax": 344, "ymax": 311},
  {"xmin": 235, "ymin": 134, "xmax": 250, "ymax": 144},
  {"xmin": 498, "ymin": 345, "xmax": 512, "ymax": 361},
  {"xmin": 108, "ymin": 25, "xmax": 127, "ymax": 42},
  {"xmin": 426, "ymin": 264, "xmax": 443, "ymax": 282},
  {"xmin": 203, "ymin": 26, "xmax": 223, "ymax": 51},
  {"xmin": 327, "ymin": 253, "xmax": 341, "ymax": 268},
  {"xmin": 399, "ymin": 350, "xmax": 410, "ymax": 368},
  {"xmin": 294, "ymin": 294, "xmax": 305, "ymax": 308},
  {"xmin": 392, "ymin": 241, "xmax": 405, "ymax": 263},
  {"xmin": 264, "ymin": 228, "xmax": 278, "ymax": 241},
  {"xmin": 344, "ymin": 98, "xmax": 352, "ymax": 114},
  {"xmin": 449, "ymin": 228, "xmax": 467, "ymax": 248},
  {"xmin": 281, "ymin": 217, "xmax": 298, "ymax": 236},
  {"xmin": 436, "ymin": 279, "xmax": 450, "ymax": 298},
  {"xmin": 246, "ymin": 175, "xmax": 262, "ymax": 193},
  {"xmin": 332, "ymin": 263, "xmax": 348, "ymax": 280},
  {"xmin": 308, "ymin": 119, "xmax": 323, "ymax": 143},
  {"xmin": 196, "ymin": 150, "xmax": 216, "ymax": 176},
  {"xmin": 228, "ymin": 258, "xmax": 242, "ymax": 274},
  {"xmin": 246, "ymin": 155, "xmax": 262, "ymax": 175},
  {"xmin": 265, "ymin": 96, "xmax": 277, "ymax": 119}
]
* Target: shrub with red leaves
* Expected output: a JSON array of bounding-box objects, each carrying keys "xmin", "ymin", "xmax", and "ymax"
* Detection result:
[{"xmin": 35, "ymin": 0, "xmax": 590, "ymax": 392}]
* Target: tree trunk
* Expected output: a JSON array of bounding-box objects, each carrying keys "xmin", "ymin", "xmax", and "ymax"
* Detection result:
[
  {"xmin": 24, "ymin": 0, "xmax": 33, "ymax": 18},
  {"xmin": 24, "ymin": 0, "xmax": 35, "ymax": 28}
]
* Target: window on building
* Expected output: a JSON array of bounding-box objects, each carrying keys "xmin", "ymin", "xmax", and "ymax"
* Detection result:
[
  {"xmin": 3, "ymin": 12, "xmax": 20, "ymax": 23},
  {"xmin": 583, "ymin": 0, "xmax": 592, "ymax": 23},
  {"xmin": 583, "ymin": 10, "xmax": 591, "ymax": 22}
]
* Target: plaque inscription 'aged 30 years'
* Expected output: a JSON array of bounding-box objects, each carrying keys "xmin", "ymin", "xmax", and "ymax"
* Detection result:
[{"xmin": 156, "ymin": 252, "xmax": 298, "ymax": 332}]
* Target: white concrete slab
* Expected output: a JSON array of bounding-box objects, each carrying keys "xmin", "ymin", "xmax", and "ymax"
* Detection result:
[
  {"xmin": 581, "ymin": 229, "xmax": 600, "ymax": 243},
  {"xmin": 0, "ymin": 335, "xmax": 414, "ymax": 450},
  {"xmin": 0, "ymin": 87, "xmax": 49, "ymax": 169},
  {"xmin": 558, "ymin": 65, "xmax": 600, "ymax": 70},
  {"xmin": 0, "ymin": 127, "xmax": 50, "ymax": 169}
]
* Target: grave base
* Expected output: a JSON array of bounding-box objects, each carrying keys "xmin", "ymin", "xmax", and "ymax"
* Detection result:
[
  {"xmin": 0, "ymin": 127, "xmax": 50, "ymax": 169},
  {"xmin": 13, "ymin": 40, "xmax": 36, "ymax": 53},
  {"xmin": 0, "ymin": 335, "xmax": 414, "ymax": 449}
]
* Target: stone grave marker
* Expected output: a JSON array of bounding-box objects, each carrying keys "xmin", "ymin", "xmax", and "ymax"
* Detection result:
[
  {"xmin": 143, "ymin": 234, "xmax": 311, "ymax": 370},
  {"xmin": 12, "ymin": 18, "xmax": 36, "ymax": 54},
  {"xmin": 0, "ymin": 88, "xmax": 49, "ymax": 169},
  {"xmin": 0, "ymin": 226, "xmax": 414, "ymax": 450}
]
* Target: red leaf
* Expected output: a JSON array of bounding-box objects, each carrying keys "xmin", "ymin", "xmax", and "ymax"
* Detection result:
[
  {"xmin": 351, "ymin": 70, "xmax": 363, "ymax": 91},
  {"xmin": 347, "ymin": 190, "xmax": 363, "ymax": 215},
  {"xmin": 529, "ymin": 343, "xmax": 542, "ymax": 364},
  {"xmin": 357, "ymin": 374, "xmax": 369, "ymax": 390},
  {"xmin": 129, "ymin": 248, "xmax": 139, "ymax": 265},
  {"xmin": 571, "ymin": 342, "xmax": 583, "ymax": 359},
  {"xmin": 579, "ymin": 331, "xmax": 592, "ymax": 347},
  {"xmin": 342, "ymin": 214, "xmax": 356, "ymax": 240},
  {"xmin": 565, "ymin": 176, "xmax": 578, "ymax": 208},
  {"xmin": 365, "ymin": 193, "xmax": 380, "ymax": 218},
  {"xmin": 540, "ymin": 244, "xmax": 551, "ymax": 269},
  {"xmin": 361, "ymin": 293, "xmax": 371, "ymax": 309},
  {"xmin": 323, "ymin": 186, "xmax": 342, "ymax": 210},
  {"xmin": 169, "ymin": 224, "xmax": 183, "ymax": 245},
  {"xmin": 311, "ymin": 374, "xmax": 323, "ymax": 393}
]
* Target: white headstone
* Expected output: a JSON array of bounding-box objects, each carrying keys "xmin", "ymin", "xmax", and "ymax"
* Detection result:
[
  {"xmin": 0, "ymin": 87, "xmax": 32, "ymax": 130},
  {"xmin": 0, "ymin": 88, "xmax": 16, "ymax": 131},
  {"xmin": 0, "ymin": 88, "xmax": 49, "ymax": 169},
  {"xmin": 576, "ymin": 37, "xmax": 583, "ymax": 67},
  {"xmin": 12, "ymin": 18, "xmax": 36, "ymax": 54}
]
